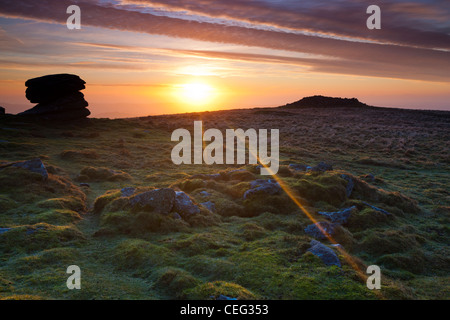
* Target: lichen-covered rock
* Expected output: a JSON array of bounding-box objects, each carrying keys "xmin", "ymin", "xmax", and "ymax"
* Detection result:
[
  {"xmin": 318, "ymin": 206, "xmax": 357, "ymax": 224},
  {"xmin": 174, "ymin": 191, "xmax": 200, "ymax": 218},
  {"xmin": 307, "ymin": 239, "xmax": 341, "ymax": 267},
  {"xmin": 304, "ymin": 221, "xmax": 335, "ymax": 240},
  {"xmin": 11, "ymin": 158, "xmax": 48, "ymax": 180},
  {"xmin": 243, "ymin": 179, "xmax": 281, "ymax": 199},
  {"xmin": 201, "ymin": 201, "xmax": 216, "ymax": 213},
  {"xmin": 120, "ymin": 187, "xmax": 136, "ymax": 197},
  {"xmin": 289, "ymin": 163, "xmax": 308, "ymax": 171},
  {"xmin": 129, "ymin": 188, "xmax": 176, "ymax": 214}
]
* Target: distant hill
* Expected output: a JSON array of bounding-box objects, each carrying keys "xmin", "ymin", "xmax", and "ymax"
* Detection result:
[{"xmin": 281, "ymin": 95, "xmax": 370, "ymax": 109}]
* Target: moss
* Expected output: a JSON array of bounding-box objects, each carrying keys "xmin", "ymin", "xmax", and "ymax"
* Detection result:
[
  {"xmin": 0, "ymin": 223, "xmax": 85, "ymax": 254},
  {"xmin": 153, "ymin": 267, "xmax": 201, "ymax": 299},
  {"xmin": 93, "ymin": 190, "xmax": 121, "ymax": 213},
  {"xmin": 60, "ymin": 149, "xmax": 99, "ymax": 160},
  {"xmin": 113, "ymin": 239, "xmax": 175, "ymax": 273},
  {"xmin": 359, "ymin": 230, "xmax": 422, "ymax": 256},
  {"xmin": 346, "ymin": 207, "xmax": 391, "ymax": 232},
  {"xmin": 243, "ymin": 194, "xmax": 296, "ymax": 216},
  {"xmin": 241, "ymin": 223, "xmax": 267, "ymax": 241},
  {"xmin": 30, "ymin": 209, "xmax": 81, "ymax": 225},
  {"xmin": 131, "ymin": 211, "xmax": 190, "ymax": 234},
  {"xmin": 291, "ymin": 173, "xmax": 347, "ymax": 207},
  {"xmin": 0, "ymin": 195, "xmax": 17, "ymax": 212},
  {"xmin": 37, "ymin": 196, "xmax": 85, "ymax": 212},
  {"xmin": 178, "ymin": 179, "xmax": 207, "ymax": 192},
  {"xmin": 186, "ymin": 281, "xmax": 257, "ymax": 300},
  {"xmin": 376, "ymin": 251, "xmax": 425, "ymax": 274},
  {"xmin": 77, "ymin": 166, "xmax": 132, "ymax": 182},
  {"xmin": 13, "ymin": 247, "xmax": 81, "ymax": 274}
]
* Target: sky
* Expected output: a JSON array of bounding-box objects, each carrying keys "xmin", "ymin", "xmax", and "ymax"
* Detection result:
[{"xmin": 0, "ymin": 0, "xmax": 449, "ymax": 117}]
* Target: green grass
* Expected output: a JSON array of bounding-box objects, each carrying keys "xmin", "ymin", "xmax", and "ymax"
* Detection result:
[{"xmin": 0, "ymin": 106, "xmax": 449, "ymax": 300}]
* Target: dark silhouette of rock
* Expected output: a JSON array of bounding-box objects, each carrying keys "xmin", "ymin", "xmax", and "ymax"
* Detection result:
[
  {"xmin": 282, "ymin": 95, "xmax": 370, "ymax": 109},
  {"xmin": 25, "ymin": 74, "xmax": 86, "ymax": 103},
  {"xmin": 0, "ymin": 106, "xmax": 5, "ymax": 115},
  {"xmin": 19, "ymin": 74, "xmax": 90, "ymax": 122}
]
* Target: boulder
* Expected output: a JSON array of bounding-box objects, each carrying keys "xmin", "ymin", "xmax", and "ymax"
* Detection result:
[
  {"xmin": 25, "ymin": 74, "xmax": 86, "ymax": 103},
  {"xmin": 201, "ymin": 201, "xmax": 216, "ymax": 213},
  {"xmin": 311, "ymin": 161, "xmax": 333, "ymax": 172},
  {"xmin": 304, "ymin": 221, "xmax": 335, "ymax": 240},
  {"xmin": 0, "ymin": 106, "xmax": 5, "ymax": 115},
  {"xmin": 129, "ymin": 188, "xmax": 175, "ymax": 214},
  {"xmin": 19, "ymin": 73, "xmax": 90, "ymax": 122},
  {"xmin": 11, "ymin": 158, "xmax": 48, "ymax": 180},
  {"xmin": 318, "ymin": 206, "xmax": 357, "ymax": 224},
  {"xmin": 307, "ymin": 240, "xmax": 341, "ymax": 267},
  {"xmin": 243, "ymin": 179, "xmax": 281, "ymax": 199},
  {"xmin": 174, "ymin": 191, "xmax": 200, "ymax": 218}
]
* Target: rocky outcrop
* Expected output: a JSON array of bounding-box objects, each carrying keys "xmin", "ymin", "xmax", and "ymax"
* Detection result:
[{"xmin": 18, "ymin": 74, "xmax": 90, "ymax": 121}]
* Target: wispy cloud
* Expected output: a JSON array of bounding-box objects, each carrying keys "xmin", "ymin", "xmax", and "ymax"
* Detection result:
[{"xmin": 0, "ymin": 0, "xmax": 449, "ymax": 82}]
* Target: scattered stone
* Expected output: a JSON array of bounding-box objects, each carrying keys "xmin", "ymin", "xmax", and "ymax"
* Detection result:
[
  {"xmin": 11, "ymin": 158, "xmax": 48, "ymax": 180},
  {"xmin": 307, "ymin": 240, "xmax": 341, "ymax": 267},
  {"xmin": 191, "ymin": 173, "xmax": 221, "ymax": 180},
  {"xmin": 172, "ymin": 212, "xmax": 182, "ymax": 220},
  {"xmin": 362, "ymin": 202, "xmax": 391, "ymax": 215},
  {"xmin": 289, "ymin": 163, "xmax": 308, "ymax": 171},
  {"xmin": 304, "ymin": 221, "xmax": 335, "ymax": 240},
  {"xmin": 79, "ymin": 183, "xmax": 90, "ymax": 188},
  {"xmin": 318, "ymin": 206, "xmax": 357, "ymax": 224},
  {"xmin": 341, "ymin": 174, "xmax": 354, "ymax": 197},
  {"xmin": 216, "ymin": 294, "xmax": 237, "ymax": 300},
  {"xmin": 129, "ymin": 188, "xmax": 175, "ymax": 215},
  {"xmin": 18, "ymin": 74, "xmax": 90, "ymax": 122},
  {"xmin": 201, "ymin": 201, "xmax": 216, "ymax": 213},
  {"xmin": 243, "ymin": 179, "xmax": 281, "ymax": 199},
  {"xmin": 311, "ymin": 161, "xmax": 333, "ymax": 172},
  {"xmin": 174, "ymin": 191, "xmax": 200, "ymax": 218},
  {"xmin": 0, "ymin": 228, "xmax": 12, "ymax": 235},
  {"xmin": 199, "ymin": 191, "xmax": 211, "ymax": 197},
  {"xmin": 120, "ymin": 187, "xmax": 136, "ymax": 197}
]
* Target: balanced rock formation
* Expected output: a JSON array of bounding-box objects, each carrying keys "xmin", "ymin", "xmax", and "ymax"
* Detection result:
[{"xmin": 18, "ymin": 74, "xmax": 90, "ymax": 121}]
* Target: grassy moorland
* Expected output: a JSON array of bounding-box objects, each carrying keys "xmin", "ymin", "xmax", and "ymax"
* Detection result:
[{"xmin": 0, "ymin": 103, "xmax": 449, "ymax": 300}]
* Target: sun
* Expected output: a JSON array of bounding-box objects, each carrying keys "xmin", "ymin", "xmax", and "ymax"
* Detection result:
[{"xmin": 178, "ymin": 82, "xmax": 215, "ymax": 106}]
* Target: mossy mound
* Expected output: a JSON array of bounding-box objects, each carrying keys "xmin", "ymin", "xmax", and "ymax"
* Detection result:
[
  {"xmin": 186, "ymin": 281, "xmax": 257, "ymax": 300},
  {"xmin": 77, "ymin": 166, "xmax": 132, "ymax": 182},
  {"xmin": 153, "ymin": 267, "xmax": 201, "ymax": 299},
  {"xmin": 0, "ymin": 223, "xmax": 85, "ymax": 254}
]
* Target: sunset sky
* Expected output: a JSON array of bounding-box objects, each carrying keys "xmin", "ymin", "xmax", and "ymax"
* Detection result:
[{"xmin": 0, "ymin": 0, "xmax": 449, "ymax": 117}]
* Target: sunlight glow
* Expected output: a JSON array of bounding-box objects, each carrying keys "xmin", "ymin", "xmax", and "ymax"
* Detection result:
[{"xmin": 175, "ymin": 82, "xmax": 216, "ymax": 107}]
